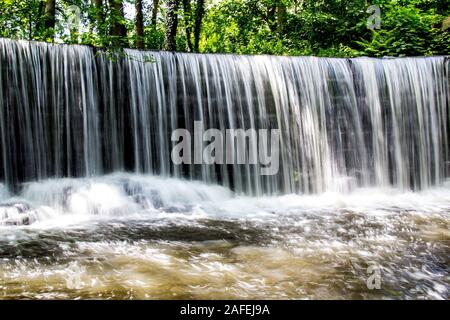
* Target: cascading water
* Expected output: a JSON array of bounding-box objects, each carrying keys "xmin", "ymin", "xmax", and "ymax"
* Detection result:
[
  {"xmin": 0, "ymin": 38, "xmax": 448, "ymax": 195},
  {"xmin": 0, "ymin": 183, "xmax": 8, "ymax": 200},
  {"xmin": 0, "ymin": 38, "xmax": 449, "ymax": 299}
]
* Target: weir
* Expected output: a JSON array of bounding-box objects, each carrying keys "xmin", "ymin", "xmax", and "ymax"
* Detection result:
[{"xmin": 0, "ymin": 38, "xmax": 448, "ymax": 195}]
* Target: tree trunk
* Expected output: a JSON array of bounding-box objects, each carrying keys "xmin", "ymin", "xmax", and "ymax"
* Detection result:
[
  {"xmin": 93, "ymin": 0, "xmax": 106, "ymax": 45},
  {"xmin": 34, "ymin": 1, "xmax": 45, "ymax": 39},
  {"xmin": 182, "ymin": 0, "xmax": 193, "ymax": 52},
  {"xmin": 44, "ymin": 0, "xmax": 56, "ymax": 40},
  {"xmin": 94, "ymin": 0, "xmax": 104, "ymax": 26},
  {"xmin": 136, "ymin": 0, "xmax": 144, "ymax": 48},
  {"xmin": 108, "ymin": 0, "xmax": 128, "ymax": 47},
  {"xmin": 193, "ymin": 0, "xmax": 204, "ymax": 52},
  {"xmin": 276, "ymin": 3, "xmax": 286, "ymax": 35},
  {"xmin": 151, "ymin": 0, "xmax": 160, "ymax": 26},
  {"xmin": 266, "ymin": 5, "xmax": 276, "ymax": 32},
  {"xmin": 164, "ymin": 0, "xmax": 179, "ymax": 51}
]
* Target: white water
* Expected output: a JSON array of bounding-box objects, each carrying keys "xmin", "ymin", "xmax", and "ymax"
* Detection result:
[
  {"xmin": 0, "ymin": 174, "xmax": 449, "ymax": 299},
  {"xmin": 0, "ymin": 39, "xmax": 449, "ymax": 299},
  {"xmin": 1, "ymin": 39, "xmax": 448, "ymax": 195},
  {"xmin": 1, "ymin": 173, "xmax": 449, "ymax": 227}
]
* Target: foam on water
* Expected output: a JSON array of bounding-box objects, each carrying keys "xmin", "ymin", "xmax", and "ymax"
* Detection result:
[
  {"xmin": 0, "ymin": 174, "xmax": 235, "ymax": 226},
  {"xmin": 0, "ymin": 174, "xmax": 449, "ymax": 228},
  {"xmin": 0, "ymin": 174, "xmax": 448, "ymax": 299}
]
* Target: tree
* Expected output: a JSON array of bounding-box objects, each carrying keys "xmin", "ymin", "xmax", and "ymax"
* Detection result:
[
  {"xmin": 180, "ymin": 0, "xmax": 203, "ymax": 52},
  {"xmin": 108, "ymin": 0, "xmax": 128, "ymax": 47},
  {"xmin": 93, "ymin": 0, "xmax": 105, "ymax": 29},
  {"xmin": 35, "ymin": 0, "xmax": 46, "ymax": 39},
  {"xmin": 357, "ymin": 2, "xmax": 450, "ymax": 56},
  {"xmin": 164, "ymin": 0, "xmax": 179, "ymax": 51},
  {"xmin": 193, "ymin": 0, "xmax": 204, "ymax": 52},
  {"xmin": 136, "ymin": 0, "xmax": 144, "ymax": 48},
  {"xmin": 44, "ymin": 0, "xmax": 57, "ymax": 40},
  {"xmin": 182, "ymin": 0, "xmax": 193, "ymax": 51},
  {"xmin": 152, "ymin": 0, "xmax": 160, "ymax": 26},
  {"xmin": 276, "ymin": 1, "xmax": 286, "ymax": 35}
]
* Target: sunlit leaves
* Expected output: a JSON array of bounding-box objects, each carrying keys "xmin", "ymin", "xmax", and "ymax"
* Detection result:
[{"xmin": 0, "ymin": 0, "xmax": 448, "ymax": 56}]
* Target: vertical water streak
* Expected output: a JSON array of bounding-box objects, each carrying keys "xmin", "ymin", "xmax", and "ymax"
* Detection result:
[
  {"xmin": 0, "ymin": 39, "xmax": 448, "ymax": 195},
  {"xmin": 0, "ymin": 39, "xmax": 101, "ymax": 187}
]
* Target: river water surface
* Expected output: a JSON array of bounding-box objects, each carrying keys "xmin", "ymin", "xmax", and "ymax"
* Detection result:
[{"xmin": 1, "ymin": 174, "xmax": 449, "ymax": 299}]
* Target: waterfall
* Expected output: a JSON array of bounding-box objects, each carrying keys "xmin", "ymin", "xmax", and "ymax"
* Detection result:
[{"xmin": 0, "ymin": 38, "xmax": 448, "ymax": 195}]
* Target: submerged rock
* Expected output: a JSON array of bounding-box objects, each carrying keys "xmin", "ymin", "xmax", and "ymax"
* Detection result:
[{"xmin": 160, "ymin": 205, "xmax": 192, "ymax": 213}]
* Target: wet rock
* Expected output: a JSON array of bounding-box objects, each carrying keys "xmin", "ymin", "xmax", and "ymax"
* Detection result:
[
  {"xmin": 2, "ymin": 214, "xmax": 36, "ymax": 226},
  {"xmin": 160, "ymin": 204, "xmax": 192, "ymax": 213}
]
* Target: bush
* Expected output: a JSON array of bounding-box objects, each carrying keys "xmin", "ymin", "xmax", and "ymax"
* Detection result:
[{"xmin": 357, "ymin": 1, "xmax": 450, "ymax": 56}]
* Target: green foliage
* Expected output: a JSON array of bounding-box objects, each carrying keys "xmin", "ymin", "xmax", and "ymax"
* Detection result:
[
  {"xmin": 144, "ymin": 26, "xmax": 165, "ymax": 50},
  {"xmin": 0, "ymin": 0, "xmax": 448, "ymax": 57},
  {"xmin": 357, "ymin": 1, "xmax": 449, "ymax": 56},
  {"xmin": 0, "ymin": 0, "xmax": 43, "ymax": 40},
  {"xmin": 200, "ymin": 0, "xmax": 448, "ymax": 56}
]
